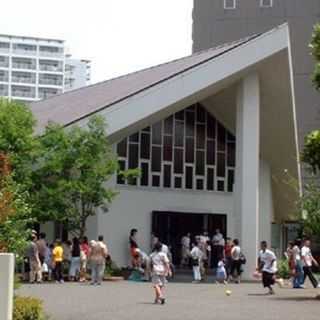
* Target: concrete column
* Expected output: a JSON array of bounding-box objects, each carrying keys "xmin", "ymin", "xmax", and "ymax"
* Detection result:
[
  {"xmin": 259, "ymin": 159, "xmax": 273, "ymax": 246},
  {"xmin": 235, "ymin": 73, "xmax": 260, "ymax": 280},
  {"xmin": 0, "ymin": 253, "xmax": 15, "ymax": 320}
]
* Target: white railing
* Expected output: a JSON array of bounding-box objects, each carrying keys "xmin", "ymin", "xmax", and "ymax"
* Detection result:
[
  {"xmin": 39, "ymin": 65, "xmax": 63, "ymax": 72},
  {"xmin": 39, "ymin": 50, "xmax": 64, "ymax": 58},
  {"xmin": 39, "ymin": 79, "xmax": 63, "ymax": 86},
  {"xmin": 11, "ymin": 91, "xmax": 35, "ymax": 98},
  {"xmin": 12, "ymin": 63, "xmax": 36, "ymax": 70},
  {"xmin": 38, "ymin": 92, "xmax": 57, "ymax": 99},
  {"xmin": 12, "ymin": 49, "xmax": 37, "ymax": 56},
  {"xmin": 11, "ymin": 77, "xmax": 35, "ymax": 84}
]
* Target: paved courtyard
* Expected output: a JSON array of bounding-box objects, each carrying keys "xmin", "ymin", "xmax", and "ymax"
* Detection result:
[{"xmin": 18, "ymin": 281, "xmax": 320, "ymax": 320}]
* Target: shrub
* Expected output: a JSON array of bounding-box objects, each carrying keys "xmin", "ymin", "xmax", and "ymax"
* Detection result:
[
  {"xmin": 277, "ymin": 259, "xmax": 290, "ymax": 279},
  {"xmin": 13, "ymin": 296, "xmax": 46, "ymax": 320}
]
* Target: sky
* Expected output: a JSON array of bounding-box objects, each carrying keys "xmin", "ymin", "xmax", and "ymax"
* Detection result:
[{"xmin": 0, "ymin": 0, "xmax": 193, "ymax": 83}]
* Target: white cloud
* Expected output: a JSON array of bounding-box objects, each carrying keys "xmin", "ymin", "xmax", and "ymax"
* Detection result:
[{"xmin": 0, "ymin": 0, "xmax": 193, "ymax": 83}]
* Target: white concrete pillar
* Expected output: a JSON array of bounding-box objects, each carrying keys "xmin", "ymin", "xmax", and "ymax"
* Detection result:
[
  {"xmin": 0, "ymin": 253, "xmax": 15, "ymax": 320},
  {"xmin": 259, "ymin": 159, "xmax": 273, "ymax": 246},
  {"xmin": 235, "ymin": 73, "xmax": 260, "ymax": 280}
]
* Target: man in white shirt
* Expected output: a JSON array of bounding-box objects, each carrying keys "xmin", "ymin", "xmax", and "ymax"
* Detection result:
[
  {"xmin": 258, "ymin": 241, "xmax": 278, "ymax": 295},
  {"xmin": 190, "ymin": 242, "xmax": 203, "ymax": 283},
  {"xmin": 301, "ymin": 239, "xmax": 319, "ymax": 288}
]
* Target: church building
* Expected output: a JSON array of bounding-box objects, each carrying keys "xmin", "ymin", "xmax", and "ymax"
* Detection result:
[{"xmin": 31, "ymin": 24, "xmax": 300, "ymax": 279}]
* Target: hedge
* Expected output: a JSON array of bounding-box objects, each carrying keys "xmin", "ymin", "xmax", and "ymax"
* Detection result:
[{"xmin": 13, "ymin": 296, "xmax": 46, "ymax": 320}]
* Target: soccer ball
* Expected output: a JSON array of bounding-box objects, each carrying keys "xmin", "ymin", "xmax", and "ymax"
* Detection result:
[{"xmin": 225, "ymin": 289, "xmax": 232, "ymax": 296}]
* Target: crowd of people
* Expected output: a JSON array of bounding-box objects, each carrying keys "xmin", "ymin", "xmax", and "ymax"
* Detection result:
[
  {"xmin": 180, "ymin": 229, "xmax": 245, "ymax": 284},
  {"xmin": 24, "ymin": 230, "xmax": 108, "ymax": 285},
  {"xmin": 24, "ymin": 228, "xmax": 319, "ymax": 303},
  {"xmin": 285, "ymin": 238, "xmax": 320, "ymax": 289}
]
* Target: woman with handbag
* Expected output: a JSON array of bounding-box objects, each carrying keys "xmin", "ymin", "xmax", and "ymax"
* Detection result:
[{"xmin": 230, "ymin": 239, "xmax": 242, "ymax": 284}]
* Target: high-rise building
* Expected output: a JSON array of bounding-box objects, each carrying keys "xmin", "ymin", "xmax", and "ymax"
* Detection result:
[
  {"xmin": 192, "ymin": 0, "xmax": 320, "ymax": 164},
  {"xmin": 0, "ymin": 34, "xmax": 90, "ymax": 103},
  {"xmin": 64, "ymin": 56, "xmax": 91, "ymax": 92}
]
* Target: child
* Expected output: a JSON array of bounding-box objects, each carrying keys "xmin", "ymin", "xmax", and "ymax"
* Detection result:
[
  {"xmin": 190, "ymin": 241, "xmax": 203, "ymax": 283},
  {"xmin": 258, "ymin": 241, "xmax": 282, "ymax": 295},
  {"xmin": 216, "ymin": 257, "xmax": 227, "ymax": 284},
  {"xmin": 52, "ymin": 239, "xmax": 64, "ymax": 283},
  {"xmin": 150, "ymin": 242, "xmax": 171, "ymax": 304}
]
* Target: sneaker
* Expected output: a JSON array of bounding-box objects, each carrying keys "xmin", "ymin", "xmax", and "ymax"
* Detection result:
[
  {"xmin": 160, "ymin": 298, "xmax": 165, "ymax": 305},
  {"xmin": 317, "ymin": 284, "xmax": 320, "ymax": 288},
  {"xmin": 60, "ymin": 280, "xmax": 64, "ymax": 284}
]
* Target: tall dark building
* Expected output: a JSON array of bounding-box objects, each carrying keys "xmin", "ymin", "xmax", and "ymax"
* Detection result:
[{"xmin": 193, "ymin": 0, "xmax": 320, "ymax": 166}]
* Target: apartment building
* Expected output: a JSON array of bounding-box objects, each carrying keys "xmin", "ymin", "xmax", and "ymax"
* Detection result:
[
  {"xmin": 65, "ymin": 56, "xmax": 91, "ymax": 92},
  {"xmin": 0, "ymin": 34, "xmax": 90, "ymax": 102}
]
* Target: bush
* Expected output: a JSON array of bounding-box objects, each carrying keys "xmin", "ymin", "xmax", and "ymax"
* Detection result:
[
  {"xmin": 277, "ymin": 259, "xmax": 291, "ymax": 279},
  {"xmin": 13, "ymin": 296, "xmax": 46, "ymax": 320}
]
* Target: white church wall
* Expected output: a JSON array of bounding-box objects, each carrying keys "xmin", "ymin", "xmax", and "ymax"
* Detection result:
[{"xmin": 96, "ymin": 186, "xmax": 234, "ymax": 267}]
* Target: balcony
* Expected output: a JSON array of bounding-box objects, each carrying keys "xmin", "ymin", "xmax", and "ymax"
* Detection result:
[
  {"xmin": 11, "ymin": 90, "xmax": 35, "ymax": 98},
  {"xmin": 39, "ymin": 64, "xmax": 63, "ymax": 72},
  {"xmin": 11, "ymin": 76, "xmax": 36, "ymax": 84},
  {"xmin": 0, "ymin": 85, "xmax": 8, "ymax": 96},
  {"xmin": 12, "ymin": 44, "xmax": 37, "ymax": 56},
  {"xmin": 12, "ymin": 63, "xmax": 36, "ymax": 70},
  {"xmin": 0, "ymin": 43, "xmax": 10, "ymax": 54},
  {"xmin": 0, "ymin": 57, "xmax": 9, "ymax": 68},
  {"xmin": 39, "ymin": 46, "xmax": 64, "ymax": 58},
  {"xmin": 0, "ymin": 76, "xmax": 8, "ymax": 82},
  {"xmin": 38, "ymin": 89, "xmax": 61, "ymax": 99}
]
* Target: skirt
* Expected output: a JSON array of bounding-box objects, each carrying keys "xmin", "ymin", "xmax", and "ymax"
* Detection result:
[{"xmin": 262, "ymin": 271, "xmax": 275, "ymax": 287}]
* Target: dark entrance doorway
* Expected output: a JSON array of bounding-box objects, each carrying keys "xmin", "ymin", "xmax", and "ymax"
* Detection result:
[{"xmin": 152, "ymin": 211, "xmax": 227, "ymax": 265}]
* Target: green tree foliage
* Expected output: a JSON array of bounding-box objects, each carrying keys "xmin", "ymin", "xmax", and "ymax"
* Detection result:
[
  {"xmin": 33, "ymin": 116, "xmax": 138, "ymax": 238},
  {"xmin": 0, "ymin": 99, "xmax": 37, "ymax": 188},
  {"xmin": 0, "ymin": 99, "xmax": 35, "ymax": 255},
  {"xmin": 298, "ymin": 24, "xmax": 320, "ymax": 238},
  {"xmin": 298, "ymin": 183, "xmax": 320, "ymax": 238},
  {"xmin": 310, "ymin": 23, "xmax": 320, "ymax": 90}
]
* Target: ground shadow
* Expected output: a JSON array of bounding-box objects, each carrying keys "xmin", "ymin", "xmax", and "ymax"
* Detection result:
[
  {"xmin": 270, "ymin": 296, "xmax": 319, "ymax": 302},
  {"xmin": 247, "ymin": 293, "xmax": 270, "ymax": 296}
]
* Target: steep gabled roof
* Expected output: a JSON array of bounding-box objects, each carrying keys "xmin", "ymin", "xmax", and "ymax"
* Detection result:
[{"xmin": 31, "ymin": 34, "xmax": 259, "ymax": 130}]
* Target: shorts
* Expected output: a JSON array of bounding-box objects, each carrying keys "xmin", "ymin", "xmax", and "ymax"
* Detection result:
[
  {"xmin": 262, "ymin": 272, "xmax": 275, "ymax": 287},
  {"xmin": 152, "ymin": 274, "xmax": 166, "ymax": 287}
]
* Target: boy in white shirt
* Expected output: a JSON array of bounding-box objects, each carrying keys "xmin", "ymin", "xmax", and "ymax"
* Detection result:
[
  {"xmin": 150, "ymin": 242, "xmax": 171, "ymax": 304},
  {"xmin": 301, "ymin": 239, "xmax": 320, "ymax": 288},
  {"xmin": 258, "ymin": 241, "xmax": 280, "ymax": 295}
]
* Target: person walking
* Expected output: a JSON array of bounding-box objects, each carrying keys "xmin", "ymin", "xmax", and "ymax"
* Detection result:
[
  {"xmin": 230, "ymin": 239, "xmax": 242, "ymax": 283},
  {"xmin": 129, "ymin": 229, "xmax": 140, "ymax": 268},
  {"xmin": 301, "ymin": 239, "xmax": 320, "ymax": 288},
  {"xmin": 69, "ymin": 237, "xmax": 81, "ymax": 281},
  {"xmin": 150, "ymin": 241, "xmax": 171, "ymax": 305},
  {"xmin": 27, "ymin": 234, "xmax": 42, "ymax": 283},
  {"xmin": 224, "ymin": 237, "xmax": 233, "ymax": 281},
  {"xmin": 180, "ymin": 233, "xmax": 191, "ymax": 268},
  {"xmin": 293, "ymin": 239, "xmax": 304, "ymax": 288},
  {"xmin": 89, "ymin": 236, "xmax": 108, "ymax": 285},
  {"xmin": 52, "ymin": 239, "xmax": 64, "ymax": 283},
  {"xmin": 258, "ymin": 241, "xmax": 279, "ymax": 295},
  {"xmin": 190, "ymin": 241, "xmax": 203, "ymax": 283},
  {"xmin": 36, "ymin": 233, "xmax": 47, "ymax": 267},
  {"xmin": 80, "ymin": 236, "xmax": 90, "ymax": 282}
]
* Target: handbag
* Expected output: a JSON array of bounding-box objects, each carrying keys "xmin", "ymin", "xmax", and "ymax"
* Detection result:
[
  {"xmin": 239, "ymin": 252, "xmax": 246, "ymax": 265},
  {"xmin": 191, "ymin": 258, "xmax": 199, "ymax": 267}
]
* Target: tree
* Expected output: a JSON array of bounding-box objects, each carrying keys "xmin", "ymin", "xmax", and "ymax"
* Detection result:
[
  {"xmin": 298, "ymin": 24, "xmax": 320, "ymax": 238},
  {"xmin": 0, "ymin": 98, "xmax": 37, "ymax": 188},
  {"xmin": 33, "ymin": 115, "xmax": 138, "ymax": 238},
  {"xmin": 0, "ymin": 100, "xmax": 36, "ymax": 254}
]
